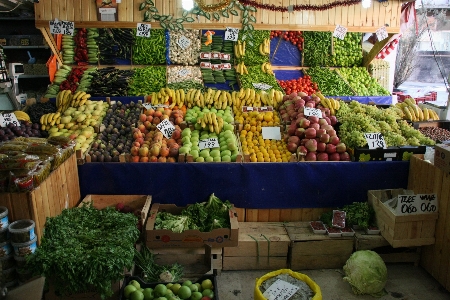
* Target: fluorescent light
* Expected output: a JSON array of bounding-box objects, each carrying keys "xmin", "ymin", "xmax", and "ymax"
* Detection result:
[
  {"xmin": 362, "ymin": 0, "xmax": 371, "ymax": 8},
  {"xmin": 182, "ymin": 0, "xmax": 194, "ymax": 11}
]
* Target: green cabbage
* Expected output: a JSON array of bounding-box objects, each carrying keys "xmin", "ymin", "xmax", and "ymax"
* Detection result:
[{"xmin": 343, "ymin": 250, "xmax": 388, "ymax": 297}]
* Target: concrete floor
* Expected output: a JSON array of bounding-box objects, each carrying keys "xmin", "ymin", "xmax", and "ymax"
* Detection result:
[{"xmin": 216, "ymin": 263, "xmax": 450, "ymax": 300}]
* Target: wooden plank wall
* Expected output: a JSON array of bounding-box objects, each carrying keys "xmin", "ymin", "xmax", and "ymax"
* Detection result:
[
  {"xmin": 408, "ymin": 155, "xmax": 450, "ymax": 292},
  {"xmin": 234, "ymin": 207, "xmax": 332, "ymax": 222},
  {"xmin": 34, "ymin": 0, "xmax": 402, "ymax": 33}
]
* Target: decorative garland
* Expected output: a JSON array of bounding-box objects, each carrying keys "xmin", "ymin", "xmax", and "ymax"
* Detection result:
[
  {"xmin": 195, "ymin": 0, "xmax": 231, "ymax": 12},
  {"xmin": 237, "ymin": 0, "xmax": 362, "ymax": 12}
]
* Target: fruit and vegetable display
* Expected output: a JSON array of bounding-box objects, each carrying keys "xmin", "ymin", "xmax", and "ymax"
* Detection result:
[
  {"xmin": 128, "ymin": 66, "xmax": 167, "ymax": 96},
  {"xmin": 61, "ymin": 28, "xmax": 99, "ymax": 65},
  {"xmin": 271, "ymin": 30, "xmax": 304, "ymax": 51},
  {"xmin": 418, "ymin": 126, "xmax": 450, "ymax": 142},
  {"xmin": 154, "ymin": 193, "xmax": 232, "ymax": 232},
  {"xmin": 87, "ymin": 67, "xmax": 134, "ymax": 97},
  {"xmin": 235, "ymin": 30, "xmax": 270, "ymax": 66},
  {"xmin": 305, "ymin": 67, "xmax": 354, "ymax": 96},
  {"xmin": 330, "ymin": 32, "xmax": 363, "ymax": 67},
  {"xmin": 237, "ymin": 65, "xmax": 283, "ymax": 93},
  {"xmin": 184, "ymin": 89, "xmax": 232, "ymax": 110},
  {"xmin": 393, "ymin": 99, "xmax": 440, "ymax": 122},
  {"xmin": 147, "ymin": 87, "xmax": 187, "ymax": 109},
  {"xmin": 27, "ymin": 204, "xmax": 140, "ymax": 299},
  {"xmin": 277, "ymin": 74, "xmax": 318, "ymax": 96},
  {"xmin": 169, "ymin": 30, "xmax": 201, "ymax": 65},
  {"xmin": 302, "ymin": 31, "xmax": 332, "ymax": 67},
  {"xmin": 336, "ymin": 101, "xmax": 435, "ymax": 149},
  {"xmin": 132, "ymin": 29, "xmax": 167, "ymax": 65},
  {"xmin": 75, "ymin": 67, "xmax": 97, "ymax": 93},
  {"xmin": 337, "ymin": 67, "xmax": 390, "ymax": 96},
  {"xmin": 96, "ymin": 28, "xmax": 135, "ymax": 64},
  {"xmin": 1, "ymin": 111, "xmax": 43, "ymax": 139},
  {"xmin": 167, "ymin": 66, "xmax": 204, "ymax": 92}
]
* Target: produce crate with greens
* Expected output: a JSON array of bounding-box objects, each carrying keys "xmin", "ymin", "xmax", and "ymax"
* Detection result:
[
  {"xmin": 169, "ymin": 30, "xmax": 201, "ymax": 66},
  {"xmin": 303, "ymin": 31, "xmax": 333, "ymax": 67},
  {"xmin": 132, "ymin": 28, "xmax": 167, "ymax": 65},
  {"xmin": 235, "ymin": 30, "xmax": 270, "ymax": 66},
  {"xmin": 341, "ymin": 202, "xmax": 375, "ymax": 230},
  {"xmin": 330, "ymin": 32, "xmax": 363, "ymax": 67},
  {"xmin": 305, "ymin": 67, "xmax": 354, "ymax": 96},
  {"xmin": 27, "ymin": 204, "xmax": 140, "ymax": 299},
  {"xmin": 128, "ymin": 66, "xmax": 167, "ymax": 96},
  {"xmin": 337, "ymin": 67, "xmax": 390, "ymax": 96},
  {"xmin": 237, "ymin": 65, "xmax": 283, "ymax": 93}
]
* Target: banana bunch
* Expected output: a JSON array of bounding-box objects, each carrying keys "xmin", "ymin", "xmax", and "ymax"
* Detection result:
[
  {"xmin": 197, "ymin": 111, "xmax": 224, "ymax": 134},
  {"xmin": 13, "ymin": 111, "xmax": 31, "ymax": 123},
  {"xmin": 395, "ymin": 98, "xmax": 439, "ymax": 121},
  {"xmin": 70, "ymin": 91, "xmax": 91, "ymax": 107},
  {"xmin": 261, "ymin": 62, "xmax": 274, "ymax": 75},
  {"xmin": 236, "ymin": 62, "xmax": 248, "ymax": 75},
  {"xmin": 231, "ymin": 88, "xmax": 284, "ymax": 113},
  {"xmin": 234, "ymin": 40, "xmax": 246, "ymax": 59},
  {"xmin": 258, "ymin": 38, "xmax": 270, "ymax": 56},
  {"xmin": 40, "ymin": 112, "xmax": 61, "ymax": 130},
  {"xmin": 56, "ymin": 90, "xmax": 74, "ymax": 113},
  {"xmin": 185, "ymin": 88, "xmax": 232, "ymax": 109},
  {"xmin": 317, "ymin": 92, "xmax": 340, "ymax": 116},
  {"xmin": 149, "ymin": 87, "xmax": 185, "ymax": 108}
]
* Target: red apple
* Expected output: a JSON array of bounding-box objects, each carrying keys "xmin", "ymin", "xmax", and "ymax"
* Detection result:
[
  {"xmin": 317, "ymin": 142, "xmax": 326, "ymax": 152},
  {"xmin": 336, "ymin": 142, "xmax": 347, "ymax": 153},
  {"xmin": 287, "ymin": 142, "xmax": 298, "ymax": 153},
  {"xmin": 308, "ymin": 116, "xmax": 319, "ymax": 124},
  {"xmin": 340, "ymin": 152, "xmax": 351, "ymax": 161},
  {"xmin": 309, "ymin": 123, "xmax": 320, "ymax": 131},
  {"xmin": 305, "ymin": 128, "xmax": 316, "ymax": 139},
  {"xmin": 330, "ymin": 135, "xmax": 340, "ymax": 145},
  {"xmin": 329, "ymin": 152, "xmax": 340, "ymax": 161},
  {"xmin": 326, "ymin": 144, "xmax": 337, "ymax": 153},
  {"xmin": 288, "ymin": 135, "xmax": 300, "ymax": 146},
  {"xmin": 305, "ymin": 152, "xmax": 317, "ymax": 161},
  {"xmin": 317, "ymin": 152, "xmax": 329, "ymax": 161},
  {"xmin": 319, "ymin": 133, "xmax": 330, "ymax": 143},
  {"xmin": 305, "ymin": 139, "xmax": 317, "ymax": 152},
  {"xmin": 295, "ymin": 128, "xmax": 306, "ymax": 139}
]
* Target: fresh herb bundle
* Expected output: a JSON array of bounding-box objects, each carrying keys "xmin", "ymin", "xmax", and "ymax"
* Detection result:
[
  {"xmin": 342, "ymin": 202, "xmax": 375, "ymax": 230},
  {"xmin": 27, "ymin": 204, "xmax": 140, "ymax": 299}
]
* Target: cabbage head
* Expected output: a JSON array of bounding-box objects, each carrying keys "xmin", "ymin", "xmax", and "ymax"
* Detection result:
[{"xmin": 343, "ymin": 250, "xmax": 387, "ymax": 297}]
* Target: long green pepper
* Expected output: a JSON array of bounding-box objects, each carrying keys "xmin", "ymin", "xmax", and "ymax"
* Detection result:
[
  {"xmin": 132, "ymin": 29, "xmax": 167, "ymax": 65},
  {"xmin": 128, "ymin": 66, "xmax": 167, "ymax": 96},
  {"xmin": 238, "ymin": 65, "xmax": 283, "ymax": 92}
]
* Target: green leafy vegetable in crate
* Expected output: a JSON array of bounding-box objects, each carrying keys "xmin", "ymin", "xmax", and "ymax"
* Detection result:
[
  {"xmin": 236, "ymin": 30, "xmax": 270, "ymax": 66},
  {"xmin": 337, "ymin": 67, "xmax": 390, "ymax": 96},
  {"xmin": 128, "ymin": 66, "xmax": 166, "ymax": 96},
  {"xmin": 303, "ymin": 31, "xmax": 332, "ymax": 67},
  {"xmin": 341, "ymin": 202, "xmax": 375, "ymax": 230},
  {"xmin": 238, "ymin": 65, "xmax": 283, "ymax": 92},
  {"xmin": 132, "ymin": 29, "xmax": 167, "ymax": 65},
  {"xmin": 331, "ymin": 32, "xmax": 363, "ymax": 67},
  {"xmin": 306, "ymin": 67, "xmax": 354, "ymax": 96}
]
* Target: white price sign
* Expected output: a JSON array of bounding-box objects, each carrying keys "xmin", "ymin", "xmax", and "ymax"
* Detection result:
[
  {"xmin": 396, "ymin": 194, "xmax": 438, "ymax": 216},
  {"xmin": 200, "ymin": 62, "xmax": 212, "ymax": 69},
  {"xmin": 224, "ymin": 27, "xmax": 239, "ymax": 41},
  {"xmin": 50, "ymin": 20, "xmax": 75, "ymax": 36},
  {"xmin": 142, "ymin": 103, "xmax": 153, "ymax": 110},
  {"xmin": 364, "ymin": 133, "xmax": 387, "ymax": 149},
  {"xmin": 220, "ymin": 53, "xmax": 231, "ymax": 61},
  {"xmin": 242, "ymin": 106, "xmax": 255, "ymax": 112},
  {"xmin": 200, "ymin": 52, "xmax": 211, "ymax": 59},
  {"xmin": 262, "ymin": 279, "xmax": 299, "ymax": 300},
  {"xmin": 211, "ymin": 64, "xmax": 223, "ymax": 71},
  {"xmin": 333, "ymin": 24, "xmax": 348, "ymax": 40},
  {"xmin": 258, "ymin": 106, "xmax": 274, "ymax": 112},
  {"xmin": 262, "ymin": 127, "xmax": 281, "ymax": 140},
  {"xmin": 178, "ymin": 69, "xmax": 191, "ymax": 77},
  {"xmin": 376, "ymin": 26, "xmax": 389, "ymax": 41},
  {"xmin": 156, "ymin": 119, "xmax": 175, "ymax": 139},
  {"xmin": 221, "ymin": 63, "xmax": 231, "ymax": 70},
  {"xmin": 0, "ymin": 113, "xmax": 19, "ymax": 128},
  {"xmin": 198, "ymin": 138, "xmax": 219, "ymax": 150},
  {"xmin": 177, "ymin": 35, "xmax": 191, "ymax": 49},
  {"xmin": 252, "ymin": 83, "xmax": 272, "ymax": 90},
  {"xmin": 304, "ymin": 107, "xmax": 323, "ymax": 118},
  {"xmin": 136, "ymin": 23, "xmax": 151, "ymax": 38}
]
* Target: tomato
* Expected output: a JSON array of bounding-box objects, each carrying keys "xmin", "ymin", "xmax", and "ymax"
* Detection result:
[{"xmin": 293, "ymin": 42, "xmax": 297, "ymax": 45}]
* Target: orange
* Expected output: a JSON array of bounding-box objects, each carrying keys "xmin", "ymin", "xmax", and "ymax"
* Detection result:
[
  {"xmin": 244, "ymin": 124, "xmax": 251, "ymax": 131},
  {"xmin": 257, "ymin": 157, "xmax": 264, "ymax": 162},
  {"xmin": 250, "ymin": 119, "xmax": 257, "ymax": 126},
  {"xmin": 263, "ymin": 112, "xmax": 273, "ymax": 122},
  {"xmin": 262, "ymin": 121, "xmax": 268, "ymax": 126}
]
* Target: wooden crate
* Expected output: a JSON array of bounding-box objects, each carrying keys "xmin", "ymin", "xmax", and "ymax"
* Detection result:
[
  {"xmin": 368, "ymin": 189, "xmax": 438, "ymax": 248},
  {"xmin": 0, "ymin": 153, "xmax": 80, "ymax": 245},
  {"xmin": 286, "ymin": 222, "xmax": 354, "ymax": 270},
  {"xmin": 245, "ymin": 208, "xmax": 331, "ymax": 222},
  {"xmin": 223, "ymin": 222, "xmax": 290, "ymax": 271}
]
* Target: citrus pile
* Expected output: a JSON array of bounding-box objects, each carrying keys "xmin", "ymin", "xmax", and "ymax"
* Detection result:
[{"xmin": 236, "ymin": 111, "xmax": 292, "ymax": 162}]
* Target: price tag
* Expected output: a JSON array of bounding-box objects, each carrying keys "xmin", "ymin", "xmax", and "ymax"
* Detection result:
[
  {"xmin": 49, "ymin": 19, "xmax": 61, "ymax": 34},
  {"xmin": 211, "ymin": 64, "xmax": 223, "ymax": 71},
  {"xmin": 198, "ymin": 138, "xmax": 220, "ymax": 150},
  {"xmin": 200, "ymin": 62, "xmax": 212, "ymax": 69},
  {"xmin": 154, "ymin": 104, "xmax": 169, "ymax": 108},
  {"xmin": 242, "ymin": 106, "xmax": 255, "ymax": 112},
  {"xmin": 200, "ymin": 52, "xmax": 211, "ymax": 59},
  {"xmin": 364, "ymin": 133, "xmax": 387, "ymax": 149},
  {"xmin": 177, "ymin": 35, "xmax": 191, "ymax": 49},
  {"xmin": 252, "ymin": 83, "xmax": 272, "ymax": 90},
  {"xmin": 258, "ymin": 106, "xmax": 273, "ymax": 112},
  {"xmin": 0, "ymin": 113, "xmax": 19, "ymax": 128},
  {"xmin": 60, "ymin": 21, "xmax": 75, "ymax": 36},
  {"xmin": 376, "ymin": 26, "xmax": 389, "ymax": 41},
  {"xmin": 262, "ymin": 279, "xmax": 299, "ymax": 300},
  {"xmin": 262, "ymin": 127, "xmax": 281, "ymax": 140},
  {"xmin": 136, "ymin": 23, "xmax": 151, "ymax": 38},
  {"xmin": 220, "ymin": 53, "xmax": 231, "ymax": 61},
  {"xmin": 156, "ymin": 119, "xmax": 175, "ymax": 139},
  {"xmin": 333, "ymin": 24, "xmax": 347, "ymax": 40},
  {"xmin": 142, "ymin": 103, "xmax": 153, "ymax": 110},
  {"xmin": 395, "ymin": 194, "xmax": 438, "ymax": 216},
  {"xmin": 211, "ymin": 52, "xmax": 220, "ymax": 59},
  {"xmin": 224, "ymin": 27, "xmax": 239, "ymax": 41},
  {"xmin": 221, "ymin": 63, "xmax": 231, "ymax": 70},
  {"xmin": 178, "ymin": 69, "xmax": 191, "ymax": 77},
  {"xmin": 304, "ymin": 107, "xmax": 323, "ymax": 118}
]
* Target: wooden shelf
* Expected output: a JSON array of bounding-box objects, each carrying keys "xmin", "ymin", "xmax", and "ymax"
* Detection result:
[{"xmin": 2, "ymin": 46, "xmax": 49, "ymax": 49}]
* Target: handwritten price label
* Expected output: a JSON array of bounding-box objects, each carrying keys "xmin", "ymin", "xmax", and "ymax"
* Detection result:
[
  {"xmin": 177, "ymin": 35, "xmax": 191, "ymax": 49},
  {"xmin": 376, "ymin": 26, "xmax": 389, "ymax": 41},
  {"xmin": 50, "ymin": 20, "xmax": 74, "ymax": 35},
  {"xmin": 258, "ymin": 106, "xmax": 273, "ymax": 112},
  {"xmin": 211, "ymin": 52, "xmax": 220, "ymax": 59},
  {"xmin": 136, "ymin": 23, "xmax": 151, "ymax": 38},
  {"xmin": 200, "ymin": 52, "xmax": 211, "ymax": 59},
  {"xmin": 211, "ymin": 64, "xmax": 223, "ymax": 70},
  {"xmin": 221, "ymin": 63, "xmax": 232, "ymax": 70},
  {"xmin": 252, "ymin": 83, "xmax": 272, "ymax": 90},
  {"xmin": 156, "ymin": 119, "xmax": 175, "ymax": 139},
  {"xmin": 200, "ymin": 62, "xmax": 212, "ymax": 69},
  {"xmin": 304, "ymin": 107, "xmax": 323, "ymax": 118},
  {"xmin": 224, "ymin": 27, "xmax": 239, "ymax": 41},
  {"xmin": 142, "ymin": 103, "xmax": 153, "ymax": 110},
  {"xmin": 178, "ymin": 69, "xmax": 191, "ymax": 77},
  {"xmin": 262, "ymin": 279, "xmax": 299, "ymax": 300},
  {"xmin": 0, "ymin": 113, "xmax": 19, "ymax": 128},
  {"xmin": 220, "ymin": 53, "xmax": 231, "ymax": 61},
  {"xmin": 198, "ymin": 138, "xmax": 219, "ymax": 150},
  {"xmin": 241, "ymin": 106, "xmax": 255, "ymax": 112},
  {"xmin": 364, "ymin": 133, "xmax": 387, "ymax": 149},
  {"xmin": 333, "ymin": 24, "xmax": 348, "ymax": 40},
  {"xmin": 396, "ymin": 194, "xmax": 438, "ymax": 216}
]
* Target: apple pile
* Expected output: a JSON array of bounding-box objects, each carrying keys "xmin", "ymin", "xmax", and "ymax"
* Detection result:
[{"xmin": 280, "ymin": 92, "xmax": 351, "ymax": 161}]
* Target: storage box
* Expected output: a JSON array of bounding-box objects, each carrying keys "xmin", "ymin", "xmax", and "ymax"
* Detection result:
[
  {"xmin": 350, "ymin": 146, "xmax": 399, "ymax": 161},
  {"xmin": 398, "ymin": 146, "xmax": 426, "ymax": 161},
  {"xmin": 0, "ymin": 153, "xmax": 80, "ymax": 245},
  {"xmin": 434, "ymin": 144, "xmax": 450, "ymax": 175},
  {"xmin": 368, "ymin": 189, "xmax": 438, "ymax": 248},
  {"xmin": 146, "ymin": 203, "xmax": 239, "ymax": 248},
  {"xmin": 222, "ymin": 222, "xmax": 290, "ymax": 270},
  {"xmin": 286, "ymin": 222, "xmax": 354, "ymax": 270}
]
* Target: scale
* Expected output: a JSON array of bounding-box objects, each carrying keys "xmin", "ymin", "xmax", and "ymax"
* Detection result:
[{"xmin": 7, "ymin": 63, "xmax": 26, "ymax": 106}]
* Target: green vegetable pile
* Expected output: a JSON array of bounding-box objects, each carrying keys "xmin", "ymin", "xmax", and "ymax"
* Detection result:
[
  {"xmin": 238, "ymin": 65, "xmax": 283, "ymax": 92},
  {"xmin": 128, "ymin": 66, "xmax": 167, "ymax": 96},
  {"xmin": 331, "ymin": 32, "xmax": 363, "ymax": 67},
  {"xmin": 155, "ymin": 193, "xmax": 232, "ymax": 233},
  {"xmin": 132, "ymin": 29, "xmax": 167, "ymax": 65},
  {"xmin": 237, "ymin": 30, "xmax": 270, "ymax": 66},
  {"xmin": 302, "ymin": 31, "xmax": 332, "ymax": 67},
  {"xmin": 336, "ymin": 101, "xmax": 436, "ymax": 148},
  {"xmin": 27, "ymin": 204, "xmax": 140, "ymax": 299},
  {"xmin": 337, "ymin": 67, "xmax": 390, "ymax": 96},
  {"xmin": 167, "ymin": 81, "xmax": 204, "ymax": 93},
  {"xmin": 305, "ymin": 67, "xmax": 354, "ymax": 96},
  {"xmin": 341, "ymin": 202, "xmax": 375, "ymax": 230}
]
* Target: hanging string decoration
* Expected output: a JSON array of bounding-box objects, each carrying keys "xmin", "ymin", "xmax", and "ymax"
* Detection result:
[
  {"xmin": 195, "ymin": 0, "xmax": 231, "ymax": 12},
  {"xmin": 237, "ymin": 0, "xmax": 362, "ymax": 12}
]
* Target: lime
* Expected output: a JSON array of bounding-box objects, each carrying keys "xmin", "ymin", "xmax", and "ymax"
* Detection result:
[
  {"xmin": 177, "ymin": 286, "xmax": 192, "ymax": 299},
  {"xmin": 202, "ymin": 289, "xmax": 214, "ymax": 298},
  {"xmin": 189, "ymin": 284, "xmax": 198, "ymax": 293},
  {"xmin": 182, "ymin": 280, "xmax": 192, "ymax": 287},
  {"xmin": 166, "ymin": 283, "xmax": 173, "ymax": 289},
  {"xmin": 191, "ymin": 291, "xmax": 203, "ymax": 300},
  {"xmin": 164, "ymin": 289, "xmax": 174, "ymax": 297},
  {"xmin": 142, "ymin": 288, "xmax": 154, "ymax": 300},
  {"xmin": 130, "ymin": 290, "xmax": 145, "ymax": 300},
  {"xmin": 154, "ymin": 284, "xmax": 168, "ymax": 297},
  {"xmin": 201, "ymin": 279, "xmax": 213, "ymax": 290},
  {"xmin": 129, "ymin": 280, "xmax": 141, "ymax": 290},
  {"xmin": 124, "ymin": 285, "xmax": 138, "ymax": 299},
  {"xmin": 194, "ymin": 283, "xmax": 202, "ymax": 292},
  {"xmin": 170, "ymin": 283, "xmax": 181, "ymax": 294}
]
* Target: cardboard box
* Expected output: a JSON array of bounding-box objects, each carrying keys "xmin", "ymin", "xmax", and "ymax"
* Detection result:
[
  {"xmin": 146, "ymin": 203, "xmax": 239, "ymax": 248},
  {"xmin": 351, "ymin": 146, "xmax": 399, "ymax": 161},
  {"xmin": 434, "ymin": 144, "xmax": 450, "ymax": 174}
]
